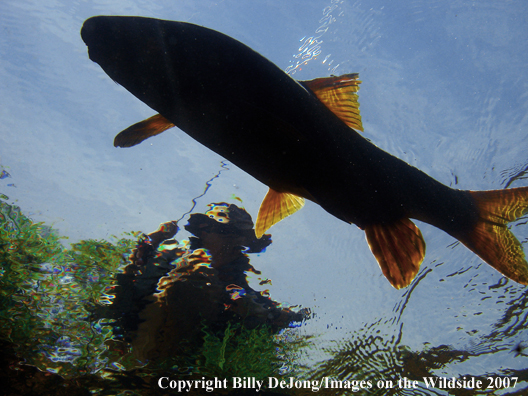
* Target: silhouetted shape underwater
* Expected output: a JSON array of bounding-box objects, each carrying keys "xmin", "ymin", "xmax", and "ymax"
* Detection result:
[
  {"xmin": 107, "ymin": 203, "xmax": 307, "ymax": 362},
  {"xmin": 81, "ymin": 16, "xmax": 528, "ymax": 289}
]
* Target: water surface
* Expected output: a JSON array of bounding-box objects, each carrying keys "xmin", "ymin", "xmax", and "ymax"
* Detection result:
[{"xmin": 1, "ymin": 0, "xmax": 528, "ymax": 394}]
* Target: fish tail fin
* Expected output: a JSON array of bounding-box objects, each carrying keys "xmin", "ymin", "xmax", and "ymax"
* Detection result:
[{"xmin": 459, "ymin": 187, "xmax": 528, "ymax": 284}]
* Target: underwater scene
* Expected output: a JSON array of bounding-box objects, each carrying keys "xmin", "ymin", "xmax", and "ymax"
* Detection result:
[{"xmin": 1, "ymin": 0, "xmax": 528, "ymax": 395}]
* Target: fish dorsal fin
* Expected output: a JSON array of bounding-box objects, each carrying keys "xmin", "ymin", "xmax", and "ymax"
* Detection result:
[
  {"xmin": 114, "ymin": 113, "xmax": 175, "ymax": 147},
  {"xmin": 300, "ymin": 73, "xmax": 363, "ymax": 132},
  {"xmin": 255, "ymin": 189, "xmax": 305, "ymax": 238},
  {"xmin": 364, "ymin": 218, "xmax": 426, "ymax": 289}
]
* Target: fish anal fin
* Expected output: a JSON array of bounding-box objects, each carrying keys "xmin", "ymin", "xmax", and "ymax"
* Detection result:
[
  {"xmin": 300, "ymin": 73, "xmax": 363, "ymax": 132},
  {"xmin": 459, "ymin": 188, "xmax": 528, "ymax": 284},
  {"xmin": 114, "ymin": 113, "xmax": 175, "ymax": 147},
  {"xmin": 255, "ymin": 189, "xmax": 305, "ymax": 238},
  {"xmin": 365, "ymin": 218, "xmax": 426, "ymax": 289}
]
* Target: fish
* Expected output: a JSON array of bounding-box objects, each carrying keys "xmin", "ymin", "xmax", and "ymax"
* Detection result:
[{"xmin": 81, "ymin": 16, "xmax": 528, "ymax": 289}]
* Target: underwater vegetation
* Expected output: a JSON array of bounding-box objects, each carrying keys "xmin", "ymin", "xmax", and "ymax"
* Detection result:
[
  {"xmin": 0, "ymin": 200, "xmax": 136, "ymax": 381},
  {"xmin": 2, "ymin": 199, "xmax": 528, "ymax": 395},
  {"xmin": 0, "ymin": 200, "xmax": 307, "ymax": 394}
]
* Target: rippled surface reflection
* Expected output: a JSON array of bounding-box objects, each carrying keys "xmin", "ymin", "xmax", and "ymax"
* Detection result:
[{"xmin": 1, "ymin": 0, "xmax": 528, "ymax": 394}]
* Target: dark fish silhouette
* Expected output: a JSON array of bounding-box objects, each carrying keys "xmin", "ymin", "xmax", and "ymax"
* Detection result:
[{"xmin": 81, "ymin": 16, "xmax": 528, "ymax": 289}]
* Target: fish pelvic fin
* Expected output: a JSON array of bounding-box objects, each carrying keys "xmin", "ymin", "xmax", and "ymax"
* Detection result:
[
  {"xmin": 255, "ymin": 189, "xmax": 305, "ymax": 238},
  {"xmin": 459, "ymin": 188, "xmax": 528, "ymax": 284},
  {"xmin": 114, "ymin": 113, "xmax": 175, "ymax": 147},
  {"xmin": 300, "ymin": 73, "xmax": 363, "ymax": 132},
  {"xmin": 365, "ymin": 218, "xmax": 426, "ymax": 289}
]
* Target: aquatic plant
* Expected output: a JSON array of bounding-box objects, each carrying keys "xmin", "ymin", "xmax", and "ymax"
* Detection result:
[
  {"xmin": 0, "ymin": 202, "xmax": 64, "ymax": 351},
  {"xmin": 0, "ymin": 200, "xmax": 308, "ymax": 394},
  {"xmin": 0, "ymin": 201, "xmax": 137, "ymax": 377},
  {"xmin": 200, "ymin": 321, "xmax": 299, "ymax": 379}
]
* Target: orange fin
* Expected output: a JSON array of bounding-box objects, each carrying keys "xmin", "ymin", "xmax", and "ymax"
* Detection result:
[
  {"xmin": 114, "ymin": 113, "xmax": 175, "ymax": 147},
  {"xmin": 300, "ymin": 73, "xmax": 363, "ymax": 132},
  {"xmin": 255, "ymin": 189, "xmax": 305, "ymax": 238},
  {"xmin": 365, "ymin": 218, "xmax": 426, "ymax": 289},
  {"xmin": 459, "ymin": 188, "xmax": 528, "ymax": 284}
]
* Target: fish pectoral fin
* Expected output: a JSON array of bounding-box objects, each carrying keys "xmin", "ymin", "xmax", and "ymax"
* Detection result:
[
  {"xmin": 114, "ymin": 113, "xmax": 175, "ymax": 147},
  {"xmin": 364, "ymin": 218, "xmax": 426, "ymax": 289},
  {"xmin": 300, "ymin": 73, "xmax": 363, "ymax": 132},
  {"xmin": 255, "ymin": 189, "xmax": 305, "ymax": 238}
]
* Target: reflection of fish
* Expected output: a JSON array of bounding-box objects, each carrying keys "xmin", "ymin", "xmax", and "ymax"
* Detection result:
[{"xmin": 81, "ymin": 16, "xmax": 528, "ymax": 289}]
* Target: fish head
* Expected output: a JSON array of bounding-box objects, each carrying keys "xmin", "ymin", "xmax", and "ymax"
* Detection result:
[
  {"xmin": 81, "ymin": 16, "xmax": 185, "ymax": 118},
  {"xmin": 81, "ymin": 16, "xmax": 312, "ymax": 188},
  {"xmin": 81, "ymin": 16, "xmax": 241, "ymax": 127}
]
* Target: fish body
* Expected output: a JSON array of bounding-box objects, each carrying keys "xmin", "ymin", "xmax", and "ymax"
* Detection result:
[{"xmin": 81, "ymin": 16, "xmax": 528, "ymax": 288}]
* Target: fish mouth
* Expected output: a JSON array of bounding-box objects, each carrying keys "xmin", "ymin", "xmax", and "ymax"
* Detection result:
[
  {"xmin": 80, "ymin": 16, "xmax": 100, "ymax": 50},
  {"xmin": 81, "ymin": 16, "xmax": 115, "ymax": 63},
  {"xmin": 80, "ymin": 16, "xmax": 97, "ymax": 46}
]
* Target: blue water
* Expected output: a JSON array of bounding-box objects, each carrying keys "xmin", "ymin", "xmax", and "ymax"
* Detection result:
[{"xmin": 1, "ymin": 0, "xmax": 528, "ymax": 394}]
